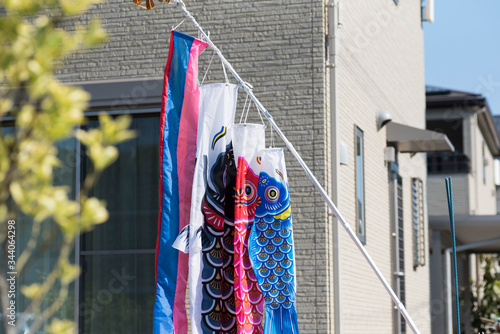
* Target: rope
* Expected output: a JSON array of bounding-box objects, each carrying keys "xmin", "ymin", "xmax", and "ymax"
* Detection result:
[
  {"xmin": 239, "ymin": 94, "xmax": 249, "ymax": 124},
  {"xmin": 172, "ymin": 17, "xmax": 187, "ymax": 31},
  {"xmin": 221, "ymin": 58, "xmax": 229, "ymax": 84},
  {"xmin": 201, "ymin": 51, "xmax": 216, "ymax": 86},
  {"xmin": 243, "ymin": 99, "xmax": 251, "ymax": 123},
  {"xmin": 445, "ymin": 177, "xmax": 461, "ymax": 334},
  {"xmin": 269, "ymin": 117, "xmax": 274, "ymax": 147}
]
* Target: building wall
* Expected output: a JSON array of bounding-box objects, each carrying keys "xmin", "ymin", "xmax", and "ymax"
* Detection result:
[
  {"xmin": 335, "ymin": 0, "xmax": 430, "ymax": 333},
  {"xmin": 58, "ymin": 0, "xmax": 331, "ymax": 333},
  {"xmin": 468, "ymin": 113, "xmax": 497, "ymax": 215},
  {"xmin": 496, "ymin": 159, "xmax": 500, "ymax": 214},
  {"xmin": 497, "ymin": 185, "xmax": 500, "ymax": 214},
  {"xmin": 427, "ymin": 109, "xmax": 498, "ymax": 332},
  {"xmin": 428, "ymin": 174, "xmax": 469, "ymax": 215},
  {"xmin": 427, "ymin": 110, "xmax": 497, "ymax": 216},
  {"xmin": 426, "ymin": 108, "xmax": 470, "ymax": 216}
]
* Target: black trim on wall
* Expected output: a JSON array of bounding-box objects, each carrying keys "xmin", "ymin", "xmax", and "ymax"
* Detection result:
[{"xmin": 74, "ymin": 77, "xmax": 164, "ymax": 110}]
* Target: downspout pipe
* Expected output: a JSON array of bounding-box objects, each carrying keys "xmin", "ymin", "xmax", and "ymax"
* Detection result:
[
  {"xmin": 328, "ymin": 1, "xmax": 341, "ymax": 333},
  {"xmin": 444, "ymin": 237, "xmax": 500, "ymax": 334}
]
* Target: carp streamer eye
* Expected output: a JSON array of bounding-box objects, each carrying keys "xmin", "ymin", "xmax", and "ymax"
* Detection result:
[
  {"xmin": 265, "ymin": 186, "xmax": 279, "ymax": 203},
  {"xmin": 243, "ymin": 180, "xmax": 257, "ymax": 204}
]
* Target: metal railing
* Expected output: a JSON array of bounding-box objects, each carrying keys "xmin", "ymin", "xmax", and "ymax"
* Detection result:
[{"xmin": 427, "ymin": 152, "xmax": 470, "ymax": 174}]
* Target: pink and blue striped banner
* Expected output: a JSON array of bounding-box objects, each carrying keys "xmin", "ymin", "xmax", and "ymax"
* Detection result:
[{"xmin": 154, "ymin": 30, "xmax": 208, "ymax": 334}]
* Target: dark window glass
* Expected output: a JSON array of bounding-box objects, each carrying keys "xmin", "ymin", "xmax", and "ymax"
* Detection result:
[
  {"xmin": 79, "ymin": 113, "xmax": 159, "ymax": 333},
  {"xmin": 426, "ymin": 119, "xmax": 470, "ymax": 174},
  {"xmin": 355, "ymin": 127, "xmax": 366, "ymax": 244},
  {"xmin": 81, "ymin": 115, "xmax": 159, "ymax": 252},
  {"xmin": 79, "ymin": 253, "xmax": 155, "ymax": 334},
  {"xmin": 0, "ymin": 125, "xmax": 77, "ymax": 332},
  {"xmin": 426, "ymin": 119, "xmax": 463, "ymax": 153}
]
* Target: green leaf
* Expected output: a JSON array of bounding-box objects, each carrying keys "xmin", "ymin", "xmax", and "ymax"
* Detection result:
[
  {"xmin": 84, "ymin": 19, "xmax": 108, "ymax": 46},
  {"xmin": 80, "ymin": 197, "xmax": 109, "ymax": 229},
  {"xmin": 59, "ymin": 262, "xmax": 81, "ymax": 284},
  {"xmin": 47, "ymin": 319, "xmax": 75, "ymax": 334},
  {"xmin": 21, "ymin": 283, "xmax": 42, "ymax": 299},
  {"xmin": 493, "ymin": 280, "xmax": 500, "ymax": 296},
  {"xmin": 91, "ymin": 145, "xmax": 118, "ymax": 171}
]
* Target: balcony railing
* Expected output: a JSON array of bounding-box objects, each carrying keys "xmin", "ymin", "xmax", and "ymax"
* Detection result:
[{"xmin": 427, "ymin": 152, "xmax": 471, "ymax": 174}]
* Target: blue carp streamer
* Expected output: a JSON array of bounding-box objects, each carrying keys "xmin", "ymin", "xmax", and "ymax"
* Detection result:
[{"xmin": 249, "ymin": 171, "xmax": 298, "ymax": 334}]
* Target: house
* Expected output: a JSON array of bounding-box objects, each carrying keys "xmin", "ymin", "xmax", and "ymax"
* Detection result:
[
  {"xmin": 10, "ymin": 0, "xmax": 446, "ymax": 333},
  {"xmin": 495, "ymin": 115, "xmax": 500, "ymax": 213},
  {"xmin": 426, "ymin": 86, "xmax": 500, "ymax": 334}
]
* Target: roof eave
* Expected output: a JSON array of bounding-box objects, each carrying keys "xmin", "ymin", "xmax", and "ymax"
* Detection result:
[
  {"xmin": 426, "ymin": 96, "xmax": 486, "ymax": 109},
  {"xmin": 477, "ymin": 103, "xmax": 500, "ymax": 156}
]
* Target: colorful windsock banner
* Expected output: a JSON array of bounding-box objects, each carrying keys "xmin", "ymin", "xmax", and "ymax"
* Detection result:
[
  {"xmin": 232, "ymin": 124, "xmax": 266, "ymax": 334},
  {"xmin": 153, "ymin": 30, "xmax": 208, "ymax": 334},
  {"xmin": 188, "ymin": 83, "xmax": 238, "ymax": 334},
  {"xmin": 154, "ymin": 31, "xmax": 299, "ymax": 334},
  {"xmin": 249, "ymin": 148, "xmax": 299, "ymax": 334}
]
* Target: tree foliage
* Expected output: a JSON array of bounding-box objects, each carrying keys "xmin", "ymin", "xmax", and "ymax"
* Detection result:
[
  {"xmin": 0, "ymin": 0, "xmax": 135, "ymax": 332},
  {"xmin": 472, "ymin": 255, "xmax": 500, "ymax": 333}
]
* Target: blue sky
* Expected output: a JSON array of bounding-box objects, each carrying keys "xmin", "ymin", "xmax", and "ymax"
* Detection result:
[{"xmin": 424, "ymin": 0, "xmax": 500, "ymax": 115}]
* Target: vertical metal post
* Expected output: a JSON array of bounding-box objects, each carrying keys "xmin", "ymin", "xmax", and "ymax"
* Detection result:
[
  {"xmin": 74, "ymin": 127, "xmax": 81, "ymax": 332},
  {"xmin": 445, "ymin": 178, "xmax": 460, "ymax": 334},
  {"xmin": 328, "ymin": 1, "xmax": 342, "ymax": 333}
]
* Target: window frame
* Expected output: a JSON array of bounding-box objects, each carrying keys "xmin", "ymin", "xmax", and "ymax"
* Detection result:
[
  {"xmin": 74, "ymin": 78, "xmax": 163, "ymax": 331},
  {"xmin": 411, "ymin": 178, "xmax": 425, "ymax": 269},
  {"xmin": 390, "ymin": 165, "xmax": 406, "ymax": 334},
  {"xmin": 483, "ymin": 141, "xmax": 487, "ymax": 184},
  {"xmin": 76, "ymin": 109, "xmax": 161, "ymax": 332},
  {"xmin": 355, "ymin": 126, "xmax": 366, "ymax": 245},
  {"xmin": 0, "ymin": 78, "xmax": 165, "ymax": 332},
  {"xmin": 396, "ymin": 174, "xmax": 405, "ymax": 334}
]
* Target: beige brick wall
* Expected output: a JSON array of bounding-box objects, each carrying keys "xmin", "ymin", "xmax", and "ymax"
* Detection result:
[
  {"xmin": 335, "ymin": 0, "xmax": 430, "ymax": 333},
  {"xmin": 428, "ymin": 174, "xmax": 469, "ymax": 215},
  {"xmin": 469, "ymin": 114, "xmax": 497, "ymax": 215}
]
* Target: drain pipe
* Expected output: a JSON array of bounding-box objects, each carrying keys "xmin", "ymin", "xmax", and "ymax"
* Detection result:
[
  {"xmin": 444, "ymin": 237, "xmax": 500, "ymax": 334},
  {"xmin": 328, "ymin": 1, "xmax": 342, "ymax": 333}
]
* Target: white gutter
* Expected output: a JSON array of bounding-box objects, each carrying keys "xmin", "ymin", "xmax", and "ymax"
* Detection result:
[{"xmin": 444, "ymin": 237, "xmax": 500, "ymax": 334}]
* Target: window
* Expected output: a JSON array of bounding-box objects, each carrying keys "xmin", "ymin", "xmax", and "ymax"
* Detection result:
[
  {"xmin": 78, "ymin": 113, "xmax": 158, "ymax": 333},
  {"xmin": 390, "ymin": 164, "xmax": 405, "ymax": 334},
  {"xmin": 355, "ymin": 127, "xmax": 366, "ymax": 244},
  {"xmin": 426, "ymin": 119, "xmax": 470, "ymax": 175},
  {"xmin": 412, "ymin": 178, "xmax": 425, "ymax": 268},
  {"xmin": 396, "ymin": 175, "xmax": 406, "ymax": 334},
  {"xmin": 483, "ymin": 142, "xmax": 487, "ymax": 184},
  {"xmin": 5, "ymin": 112, "xmax": 160, "ymax": 332},
  {"xmin": 426, "ymin": 119, "xmax": 464, "ymax": 153},
  {"xmin": 0, "ymin": 128, "xmax": 77, "ymax": 332},
  {"xmin": 1, "ymin": 78, "xmax": 163, "ymax": 333}
]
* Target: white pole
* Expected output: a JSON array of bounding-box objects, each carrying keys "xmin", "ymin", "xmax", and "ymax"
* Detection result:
[
  {"xmin": 445, "ymin": 249, "xmax": 452, "ymax": 334},
  {"xmin": 174, "ymin": 2, "xmax": 421, "ymax": 333}
]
